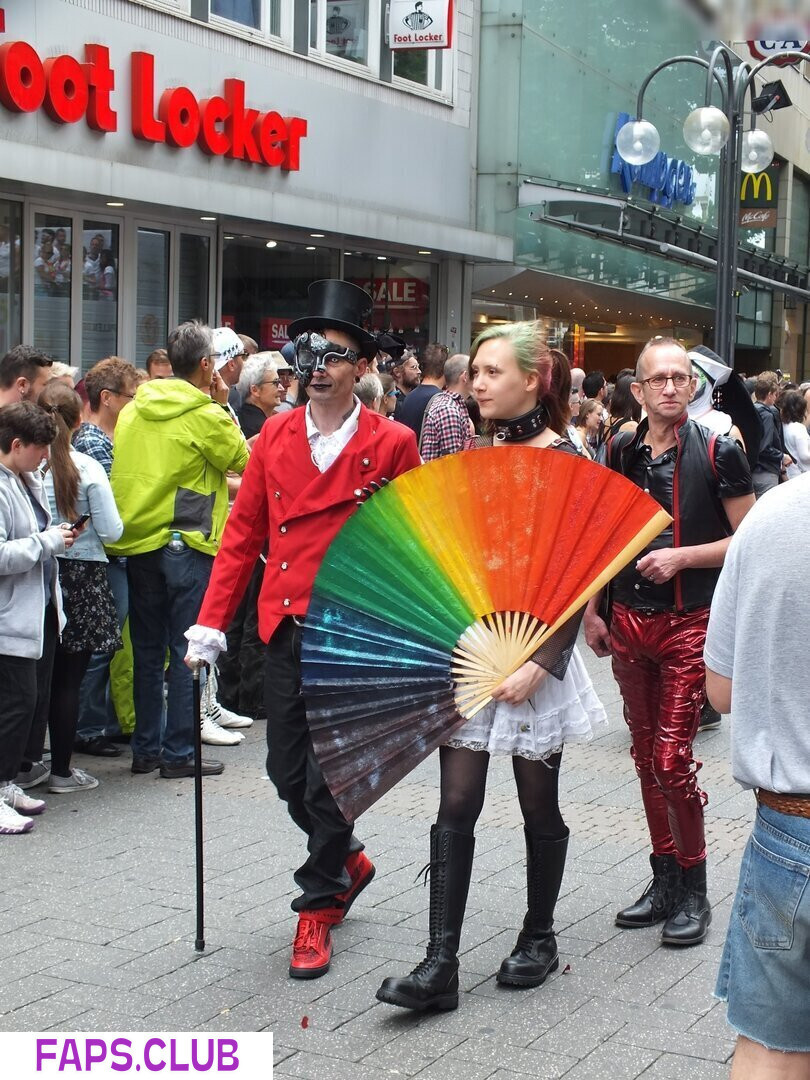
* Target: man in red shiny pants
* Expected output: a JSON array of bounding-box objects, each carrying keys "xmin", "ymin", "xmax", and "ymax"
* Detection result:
[{"xmin": 585, "ymin": 338, "xmax": 754, "ymax": 946}]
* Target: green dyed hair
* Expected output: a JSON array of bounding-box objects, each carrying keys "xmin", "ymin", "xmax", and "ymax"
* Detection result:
[{"xmin": 470, "ymin": 321, "xmax": 551, "ymax": 387}]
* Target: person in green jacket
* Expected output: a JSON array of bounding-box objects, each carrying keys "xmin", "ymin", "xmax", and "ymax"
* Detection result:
[{"xmin": 109, "ymin": 320, "xmax": 249, "ymax": 779}]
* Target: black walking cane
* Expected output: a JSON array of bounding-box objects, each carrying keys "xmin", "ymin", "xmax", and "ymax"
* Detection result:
[{"xmin": 192, "ymin": 662, "xmax": 206, "ymax": 952}]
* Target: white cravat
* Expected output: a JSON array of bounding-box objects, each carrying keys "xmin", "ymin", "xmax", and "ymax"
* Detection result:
[{"xmin": 305, "ymin": 398, "xmax": 361, "ymax": 473}]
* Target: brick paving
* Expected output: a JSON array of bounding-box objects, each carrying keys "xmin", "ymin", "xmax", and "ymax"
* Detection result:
[{"xmin": 0, "ymin": 644, "xmax": 749, "ymax": 1077}]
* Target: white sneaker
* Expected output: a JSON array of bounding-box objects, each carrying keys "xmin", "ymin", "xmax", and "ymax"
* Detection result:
[
  {"xmin": 206, "ymin": 666, "xmax": 253, "ymax": 728},
  {"xmin": 215, "ymin": 702, "xmax": 254, "ymax": 729},
  {"xmin": 0, "ymin": 798, "xmax": 34, "ymax": 834},
  {"xmin": 201, "ymin": 712, "xmax": 245, "ymax": 746},
  {"xmin": 0, "ymin": 781, "xmax": 46, "ymax": 816},
  {"xmin": 48, "ymin": 768, "xmax": 99, "ymax": 793},
  {"xmin": 14, "ymin": 761, "xmax": 51, "ymax": 789}
]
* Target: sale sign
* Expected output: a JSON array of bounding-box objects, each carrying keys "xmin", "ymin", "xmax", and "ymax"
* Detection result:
[{"xmin": 261, "ymin": 317, "xmax": 292, "ymax": 349}]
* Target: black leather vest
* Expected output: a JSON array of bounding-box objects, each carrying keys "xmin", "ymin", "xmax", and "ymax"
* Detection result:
[{"xmin": 610, "ymin": 416, "xmax": 733, "ymax": 612}]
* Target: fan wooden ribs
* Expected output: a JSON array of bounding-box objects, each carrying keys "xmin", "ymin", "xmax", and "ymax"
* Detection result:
[{"xmin": 452, "ymin": 611, "xmax": 548, "ymax": 718}]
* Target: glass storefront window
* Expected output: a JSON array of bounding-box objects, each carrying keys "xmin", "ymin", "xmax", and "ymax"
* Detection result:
[
  {"xmin": 790, "ymin": 171, "xmax": 810, "ymax": 270},
  {"xmin": 136, "ymin": 228, "xmax": 170, "ymax": 367},
  {"xmin": 221, "ymin": 236, "xmax": 336, "ymax": 349},
  {"xmin": 310, "ymin": 0, "xmax": 369, "ymax": 65},
  {"xmin": 81, "ymin": 219, "xmax": 119, "ymax": 370},
  {"xmin": 33, "ymin": 213, "xmax": 71, "ymax": 364},
  {"xmin": 0, "ymin": 200, "xmax": 22, "ymax": 356},
  {"xmin": 393, "ymin": 47, "xmax": 447, "ymax": 93},
  {"xmin": 343, "ymin": 254, "xmax": 433, "ymax": 353},
  {"xmin": 211, "ymin": 0, "xmax": 281, "ymax": 35},
  {"xmin": 178, "ymin": 234, "xmax": 210, "ymax": 325}
]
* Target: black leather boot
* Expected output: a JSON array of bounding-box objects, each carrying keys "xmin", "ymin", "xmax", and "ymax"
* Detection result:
[
  {"xmin": 615, "ymin": 853, "xmax": 681, "ymax": 928},
  {"xmin": 497, "ymin": 828, "xmax": 569, "ymax": 988},
  {"xmin": 661, "ymin": 861, "xmax": 711, "ymax": 945},
  {"xmin": 376, "ymin": 826, "xmax": 475, "ymax": 1011}
]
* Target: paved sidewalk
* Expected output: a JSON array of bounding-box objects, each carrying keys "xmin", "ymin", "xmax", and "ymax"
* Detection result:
[{"xmin": 0, "ymin": 645, "xmax": 749, "ymax": 1078}]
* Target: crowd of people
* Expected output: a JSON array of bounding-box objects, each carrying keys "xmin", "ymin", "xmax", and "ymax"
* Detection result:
[{"xmin": 0, "ymin": 284, "xmax": 807, "ymax": 1073}]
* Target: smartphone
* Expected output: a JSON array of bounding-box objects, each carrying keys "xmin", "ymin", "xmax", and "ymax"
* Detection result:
[{"xmin": 70, "ymin": 513, "xmax": 90, "ymax": 530}]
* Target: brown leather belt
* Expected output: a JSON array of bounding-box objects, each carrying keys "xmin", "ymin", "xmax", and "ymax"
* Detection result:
[{"xmin": 757, "ymin": 789, "xmax": 810, "ymax": 818}]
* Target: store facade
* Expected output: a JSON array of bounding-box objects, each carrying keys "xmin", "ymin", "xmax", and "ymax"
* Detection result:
[
  {"xmin": 0, "ymin": 0, "xmax": 509, "ymax": 370},
  {"xmin": 474, "ymin": 0, "xmax": 810, "ymax": 377}
]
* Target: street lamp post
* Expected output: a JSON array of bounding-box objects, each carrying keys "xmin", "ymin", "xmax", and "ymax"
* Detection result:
[{"xmin": 616, "ymin": 44, "xmax": 810, "ymax": 368}]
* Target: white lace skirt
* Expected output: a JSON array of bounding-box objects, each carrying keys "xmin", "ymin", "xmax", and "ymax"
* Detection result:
[{"xmin": 445, "ymin": 646, "xmax": 608, "ymax": 760}]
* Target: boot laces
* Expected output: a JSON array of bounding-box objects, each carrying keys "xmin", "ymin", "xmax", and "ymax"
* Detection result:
[
  {"xmin": 414, "ymin": 860, "xmax": 441, "ymax": 886},
  {"xmin": 293, "ymin": 917, "xmax": 323, "ymax": 954}
]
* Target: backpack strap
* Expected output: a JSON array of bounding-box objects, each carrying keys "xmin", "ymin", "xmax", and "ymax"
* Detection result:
[{"xmin": 707, "ymin": 431, "xmax": 719, "ymax": 479}]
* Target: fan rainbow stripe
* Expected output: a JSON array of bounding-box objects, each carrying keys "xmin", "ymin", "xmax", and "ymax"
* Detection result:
[{"xmin": 303, "ymin": 446, "xmax": 670, "ymax": 819}]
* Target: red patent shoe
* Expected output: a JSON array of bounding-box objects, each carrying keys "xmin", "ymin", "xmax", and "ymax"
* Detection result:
[
  {"xmin": 289, "ymin": 908, "xmax": 341, "ymax": 979},
  {"xmin": 335, "ymin": 850, "xmax": 376, "ymax": 920}
]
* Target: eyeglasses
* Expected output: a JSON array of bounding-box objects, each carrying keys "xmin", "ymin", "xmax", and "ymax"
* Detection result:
[
  {"xmin": 103, "ymin": 387, "xmax": 135, "ymax": 400},
  {"xmin": 257, "ymin": 379, "xmax": 281, "ymax": 387},
  {"xmin": 638, "ymin": 374, "xmax": 693, "ymax": 391}
]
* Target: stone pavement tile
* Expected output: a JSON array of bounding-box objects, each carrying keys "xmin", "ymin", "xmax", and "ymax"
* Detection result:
[
  {"xmin": 535, "ymin": 955, "xmax": 631, "ymax": 1001},
  {"xmin": 266, "ymin": 1018, "xmax": 400, "ymax": 1062},
  {"xmin": 141, "ymin": 985, "xmax": 254, "ymax": 1028},
  {"xmin": 409, "ymin": 1059, "xmax": 495, "ymax": 1080},
  {"xmin": 476, "ymin": 989, "xmax": 587, "ymax": 1045},
  {"xmin": 204, "ymin": 840, "xmax": 268, "ymax": 873},
  {"xmin": 568, "ymin": 998, "xmax": 697, "ymax": 1034},
  {"xmin": 345, "ymin": 936, "xmax": 427, "ymax": 966},
  {"xmin": 610, "ymin": 949, "xmax": 704, "ymax": 1007},
  {"xmin": 557, "ymin": 1043, "xmax": 659, "ymax": 1079},
  {"xmin": 640, "ymin": 1051, "xmax": 732, "ymax": 1080},
  {"xmin": 361, "ymin": 1029, "xmax": 467, "ymax": 1075},
  {"xmin": 43, "ymin": 985, "xmax": 160, "ymax": 1019},
  {"xmin": 652, "ymin": 960, "xmax": 721, "ymax": 1014},
  {"xmin": 32, "ymin": 919, "xmax": 119, "ymax": 946},
  {"xmin": 41, "ymin": 960, "xmax": 157, "ymax": 992},
  {"xmin": 51, "ymin": 1009, "xmax": 159, "ymax": 1032},
  {"xmin": 554, "ymin": 935, "xmax": 602, "ymax": 959},
  {"xmin": 275, "ymin": 1045, "xmax": 298, "ymax": 1065},
  {"xmin": 460, "ymin": 928, "xmax": 523, "ymax": 976},
  {"xmin": 136, "ymin": 957, "xmax": 238, "ymax": 1002},
  {"xmin": 275, "ymin": 1050, "xmax": 414, "ymax": 1080},
  {"xmin": 451, "ymin": 1035, "xmax": 577, "ymax": 1077},
  {"xmin": 377, "ymin": 993, "xmax": 512, "ymax": 1037},
  {"xmin": 115, "ymin": 941, "xmax": 222, "ymax": 983},
  {"xmin": 529, "ymin": 1010, "xmax": 627, "ymax": 1059},
  {"xmin": 0, "ymin": 974, "xmax": 74, "ymax": 1013},
  {"xmin": 0, "ymin": 997, "xmax": 88, "ymax": 1031},
  {"xmin": 107, "ymin": 914, "xmax": 202, "ymax": 952},
  {"xmin": 584, "ymin": 929, "xmax": 662, "ymax": 966},
  {"xmin": 610, "ymin": 1022, "xmax": 734, "ymax": 1062},
  {"xmin": 686, "ymin": 1000, "xmax": 734, "ymax": 1039},
  {"xmin": 311, "ymin": 964, "xmax": 402, "ymax": 1013}
]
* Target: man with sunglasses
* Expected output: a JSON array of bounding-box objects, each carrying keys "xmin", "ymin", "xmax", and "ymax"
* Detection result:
[
  {"xmin": 186, "ymin": 280, "xmax": 420, "ymax": 980},
  {"xmin": 584, "ymin": 337, "xmax": 754, "ymax": 947}
]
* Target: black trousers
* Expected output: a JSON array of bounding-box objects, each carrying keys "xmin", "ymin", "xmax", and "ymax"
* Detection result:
[
  {"xmin": 265, "ymin": 617, "xmax": 361, "ymax": 911},
  {"xmin": 217, "ymin": 556, "xmax": 265, "ymax": 718},
  {"xmin": 1, "ymin": 604, "xmax": 59, "ymax": 780}
]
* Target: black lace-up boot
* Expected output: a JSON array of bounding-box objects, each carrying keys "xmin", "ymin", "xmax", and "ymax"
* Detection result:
[
  {"xmin": 376, "ymin": 825, "xmax": 475, "ymax": 1011},
  {"xmin": 615, "ymin": 853, "xmax": 681, "ymax": 928},
  {"xmin": 497, "ymin": 828, "xmax": 568, "ymax": 987},
  {"xmin": 661, "ymin": 860, "xmax": 711, "ymax": 945}
]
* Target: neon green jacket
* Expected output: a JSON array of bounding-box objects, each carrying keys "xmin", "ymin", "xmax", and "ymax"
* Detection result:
[{"xmin": 108, "ymin": 379, "xmax": 249, "ymax": 557}]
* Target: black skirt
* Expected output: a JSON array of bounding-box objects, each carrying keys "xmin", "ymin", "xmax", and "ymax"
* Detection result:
[{"xmin": 57, "ymin": 558, "xmax": 123, "ymax": 654}]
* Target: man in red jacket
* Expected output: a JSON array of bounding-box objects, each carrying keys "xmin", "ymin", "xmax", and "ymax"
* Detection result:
[{"xmin": 186, "ymin": 281, "xmax": 420, "ymax": 979}]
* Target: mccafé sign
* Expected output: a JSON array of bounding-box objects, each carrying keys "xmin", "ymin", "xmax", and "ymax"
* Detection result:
[{"xmin": 0, "ymin": 41, "xmax": 308, "ymax": 170}]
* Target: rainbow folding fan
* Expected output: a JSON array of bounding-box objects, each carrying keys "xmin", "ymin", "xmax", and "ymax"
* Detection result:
[{"xmin": 302, "ymin": 446, "xmax": 670, "ymax": 820}]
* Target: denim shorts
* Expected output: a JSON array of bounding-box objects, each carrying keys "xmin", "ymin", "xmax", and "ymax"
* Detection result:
[{"xmin": 715, "ymin": 804, "xmax": 810, "ymax": 1052}]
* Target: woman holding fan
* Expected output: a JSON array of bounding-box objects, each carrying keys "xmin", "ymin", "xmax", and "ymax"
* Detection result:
[{"xmin": 376, "ymin": 321, "xmax": 607, "ymax": 1012}]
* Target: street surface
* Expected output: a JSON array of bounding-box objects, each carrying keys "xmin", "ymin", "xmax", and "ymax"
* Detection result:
[{"xmin": 0, "ymin": 643, "xmax": 750, "ymax": 1078}]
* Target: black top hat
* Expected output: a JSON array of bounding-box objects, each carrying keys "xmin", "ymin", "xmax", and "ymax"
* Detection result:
[
  {"xmin": 375, "ymin": 332, "xmax": 408, "ymax": 362},
  {"xmin": 287, "ymin": 280, "xmax": 378, "ymax": 359}
]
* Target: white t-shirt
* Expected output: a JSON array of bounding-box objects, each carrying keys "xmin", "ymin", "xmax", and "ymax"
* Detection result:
[
  {"xmin": 783, "ymin": 421, "xmax": 810, "ymax": 478},
  {"xmin": 704, "ymin": 473, "xmax": 810, "ymax": 793}
]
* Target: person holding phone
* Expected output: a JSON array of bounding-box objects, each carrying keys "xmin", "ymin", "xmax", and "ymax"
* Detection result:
[
  {"xmin": 38, "ymin": 382, "xmax": 123, "ymax": 794},
  {"xmin": 0, "ymin": 402, "xmax": 75, "ymax": 834}
]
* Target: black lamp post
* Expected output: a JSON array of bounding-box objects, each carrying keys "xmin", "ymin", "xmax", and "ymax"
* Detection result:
[{"xmin": 615, "ymin": 44, "xmax": 809, "ymax": 368}]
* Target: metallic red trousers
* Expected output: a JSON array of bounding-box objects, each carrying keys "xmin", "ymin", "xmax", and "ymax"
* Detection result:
[{"xmin": 610, "ymin": 604, "xmax": 709, "ymax": 869}]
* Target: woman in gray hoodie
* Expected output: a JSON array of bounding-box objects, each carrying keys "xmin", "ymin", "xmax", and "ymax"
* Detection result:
[{"xmin": 0, "ymin": 402, "xmax": 75, "ymax": 835}]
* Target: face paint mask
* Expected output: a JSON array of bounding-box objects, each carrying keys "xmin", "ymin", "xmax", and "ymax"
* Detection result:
[{"xmin": 293, "ymin": 332, "xmax": 360, "ymax": 386}]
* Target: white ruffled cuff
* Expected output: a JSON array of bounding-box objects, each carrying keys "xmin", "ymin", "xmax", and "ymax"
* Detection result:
[{"xmin": 184, "ymin": 624, "xmax": 228, "ymax": 666}]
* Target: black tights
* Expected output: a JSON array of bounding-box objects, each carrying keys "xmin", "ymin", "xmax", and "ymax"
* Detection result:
[
  {"xmin": 436, "ymin": 745, "xmax": 566, "ymax": 839},
  {"xmin": 48, "ymin": 647, "xmax": 91, "ymax": 778}
]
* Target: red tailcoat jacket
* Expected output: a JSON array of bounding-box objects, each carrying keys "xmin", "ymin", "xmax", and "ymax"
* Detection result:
[{"xmin": 196, "ymin": 404, "xmax": 421, "ymax": 642}]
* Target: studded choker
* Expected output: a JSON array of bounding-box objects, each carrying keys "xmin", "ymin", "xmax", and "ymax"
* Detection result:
[{"xmin": 493, "ymin": 403, "xmax": 549, "ymax": 443}]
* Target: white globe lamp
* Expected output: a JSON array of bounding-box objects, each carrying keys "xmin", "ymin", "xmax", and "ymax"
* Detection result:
[
  {"xmin": 616, "ymin": 120, "xmax": 661, "ymax": 165},
  {"xmin": 682, "ymin": 106, "xmax": 730, "ymax": 155},
  {"xmin": 740, "ymin": 128, "xmax": 774, "ymax": 173}
]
